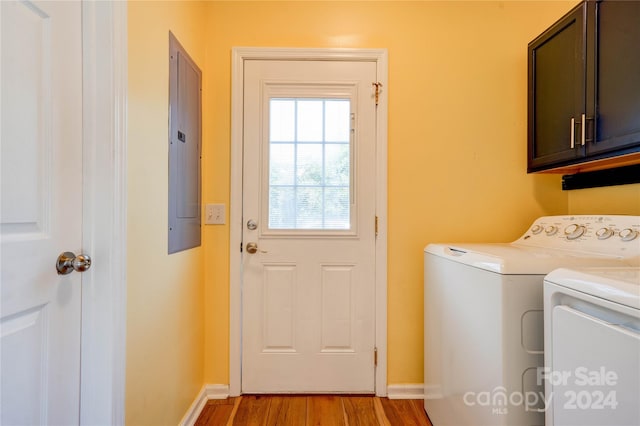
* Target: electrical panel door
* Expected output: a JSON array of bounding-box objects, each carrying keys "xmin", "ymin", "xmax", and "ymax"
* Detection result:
[{"xmin": 168, "ymin": 32, "xmax": 201, "ymax": 254}]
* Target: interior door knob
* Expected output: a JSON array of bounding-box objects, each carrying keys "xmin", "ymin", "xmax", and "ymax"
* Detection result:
[
  {"xmin": 245, "ymin": 242, "xmax": 267, "ymax": 254},
  {"xmin": 56, "ymin": 251, "xmax": 92, "ymax": 275}
]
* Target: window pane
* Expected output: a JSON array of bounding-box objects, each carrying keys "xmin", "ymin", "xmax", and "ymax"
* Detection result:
[
  {"xmin": 270, "ymin": 143, "xmax": 295, "ymax": 185},
  {"xmin": 296, "ymin": 144, "xmax": 323, "ymax": 185},
  {"xmin": 296, "ymin": 187, "xmax": 323, "ymax": 229},
  {"xmin": 297, "ymin": 100, "xmax": 323, "ymax": 142},
  {"xmin": 269, "ymin": 186, "xmax": 295, "ymax": 228},
  {"xmin": 324, "ymin": 187, "xmax": 350, "ymax": 229},
  {"xmin": 325, "ymin": 100, "xmax": 350, "ymax": 142},
  {"xmin": 325, "ymin": 143, "xmax": 350, "ymax": 186},
  {"xmin": 268, "ymin": 97, "xmax": 351, "ymax": 230},
  {"xmin": 270, "ymin": 100, "xmax": 295, "ymax": 141}
]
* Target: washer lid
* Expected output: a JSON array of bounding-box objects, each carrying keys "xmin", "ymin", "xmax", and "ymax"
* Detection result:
[
  {"xmin": 424, "ymin": 243, "xmax": 633, "ymax": 275},
  {"xmin": 545, "ymin": 267, "xmax": 640, "ymax": 310}
]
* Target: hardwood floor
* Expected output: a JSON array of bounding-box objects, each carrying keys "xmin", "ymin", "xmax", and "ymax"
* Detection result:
[{"xmin": 195, "ymin": 395, "xmax": 432, "ymax": 426}]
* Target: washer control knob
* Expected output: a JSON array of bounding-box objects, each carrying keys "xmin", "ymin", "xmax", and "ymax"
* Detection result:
[
  {"xmin": 545, "ymin": 225, "xmax": 558, "ymax": 236},
  {"xmin": 595, "ymin": 227, "xmax": 614, "ymax": 240},
  {"xmin": 564, "ymin": 224, "xmax": 585, "ymax": 240},
  {"xmin": 619, "ymin": 228, "xmax": 639, "ymax": 242},
  {"xmin": 531, "ymin": 225, "xmax": 543, "ymax": 234}
]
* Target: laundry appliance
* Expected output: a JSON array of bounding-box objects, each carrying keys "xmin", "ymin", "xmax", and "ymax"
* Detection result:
[
  {"xmin": 423, "ymin": 215, "xmax": 640, "ymax": 426},
  {"xmin": 544, "ymin": 267, "xmax": 640, "ymax": 426}
]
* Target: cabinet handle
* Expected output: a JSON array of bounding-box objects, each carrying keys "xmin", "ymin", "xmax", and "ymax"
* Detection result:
[
  {"xmin": 581, "ymin": 113, "xmax": 586, "ymax": 146},
  {"xmin": 570, "ymin": 117, "xmax": 575, "ymax": 149}
]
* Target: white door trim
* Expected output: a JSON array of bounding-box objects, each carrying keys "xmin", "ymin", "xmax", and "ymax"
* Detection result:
[
  {"xmin": 80, "ymin": 2, "xmax": 127, "ymax": 424},
  {"xmin": 229, "ymin": 47, "xmax": 388, "ymax": 397}
]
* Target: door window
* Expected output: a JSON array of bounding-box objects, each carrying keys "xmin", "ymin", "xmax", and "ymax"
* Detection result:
[{"xmin": 268, "ymin": 98, "xmax": 352, "ymax": 230}]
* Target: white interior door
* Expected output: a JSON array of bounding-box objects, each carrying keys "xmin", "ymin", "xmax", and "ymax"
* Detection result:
[
  {"xmin": 1, "ymin": 1, "xmax": 84, "ymax": 424},
  {"xmin": 242, "ymin": 59, "xmax": 378, "ymax": 393}
]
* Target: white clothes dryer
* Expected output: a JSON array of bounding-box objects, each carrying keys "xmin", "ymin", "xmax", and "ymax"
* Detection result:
[
  {"xmin": 544, "ymin": 267, "xmax": 640, "ymax": 426},
  {"xmin": 424, "ymin": 215, "xmax": 640, "ymax": 426}
]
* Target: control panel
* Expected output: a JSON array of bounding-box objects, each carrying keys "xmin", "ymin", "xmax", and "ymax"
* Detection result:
[{"xmin": 516, "ymin": 215, "xmax": 640, "ymax": 257}]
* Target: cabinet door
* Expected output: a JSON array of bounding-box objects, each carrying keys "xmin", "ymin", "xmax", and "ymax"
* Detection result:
[
  {"xmin": 528, "ymin": 4, "xmax": 585, "ymax": 173},
  {"xmin": 586, "ymin": 0, "xmax": 640, "ymax": 156}
]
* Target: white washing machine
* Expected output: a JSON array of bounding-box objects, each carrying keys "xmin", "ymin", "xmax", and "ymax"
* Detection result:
[
  {"xmin": 424, "ymin": 215, "xmax": 640, "ymax": 426},
  {"xmin": 544, "ymin": 267, "xmax": 640, "ymax": 426}
]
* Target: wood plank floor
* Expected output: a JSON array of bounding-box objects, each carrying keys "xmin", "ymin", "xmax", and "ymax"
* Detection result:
[{"xmin": 195, "ymin": 395, "xmax": 432, "ymax": 426}]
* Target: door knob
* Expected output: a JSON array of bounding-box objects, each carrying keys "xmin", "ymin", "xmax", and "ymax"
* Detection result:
[
  {"xmin": 56, "ymin": 251, "xmax": 92, "ymax": 275},
  {"xmin": 245, "ymin": 242, "xmax": 267, "ymax": 254}
]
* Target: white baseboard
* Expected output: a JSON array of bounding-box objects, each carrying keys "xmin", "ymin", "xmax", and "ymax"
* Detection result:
[
  {"xmin": 387, "ymin": 384, "xmax": 424, "ymax": 400},
  {"xmin": 179, "ymin": 384, "xmax": 230, "ymax": 426}
]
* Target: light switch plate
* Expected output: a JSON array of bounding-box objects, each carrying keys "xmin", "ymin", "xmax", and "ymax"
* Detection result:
[{"xmin": 205, "ymin": 203, "xmax": 225, "ymax": 225}]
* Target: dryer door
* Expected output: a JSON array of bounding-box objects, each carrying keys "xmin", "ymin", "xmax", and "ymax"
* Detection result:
[{"xmin": 550, "ymin": 305, "xmax": 640, "ymax": 426}]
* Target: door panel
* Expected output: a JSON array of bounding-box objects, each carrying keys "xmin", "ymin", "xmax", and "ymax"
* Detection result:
[
  {"xmin": 242, "ymin": 60, "xmax": 377, "ymax": 393},
  {"xmin": 1, "ymin": 1, "xmax": 82, "ymax": 424}
]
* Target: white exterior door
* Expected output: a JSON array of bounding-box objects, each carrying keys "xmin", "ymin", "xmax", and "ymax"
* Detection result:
[
  {"xmin": 242, "ymin": 59, "xmax": 378, "ymax": 393},
  {"xmin": 1, "ymin": 1, "xmax": 84, "ymax": 424}
]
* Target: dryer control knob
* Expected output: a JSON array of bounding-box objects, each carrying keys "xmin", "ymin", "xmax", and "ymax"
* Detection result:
[
  {"xmin": 619, "ymin": 228, "xmax": 639, "ymax": 242},
  {"xmin": 531, "ymin": 225, "xmax": 543, "ymax": 234},
  {"xmin": 596, "ymin": 227, "xmax": 614, "ymax": 240},
  {"xmin": 545, "ymin": 225, "xmax": 558, "ymax": 236},
  {"xmin": 564, "ymin": 224, "xmax": 585, "ymax": 240}
]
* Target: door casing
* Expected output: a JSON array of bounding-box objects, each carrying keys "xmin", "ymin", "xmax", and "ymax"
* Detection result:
[
  {"xmin": 229, "ymin": 47, "xmax": 388, "ymax": 396},
  {"xmin": 79, "ymin": 2, "xmax": 127, "ymax": 423}
]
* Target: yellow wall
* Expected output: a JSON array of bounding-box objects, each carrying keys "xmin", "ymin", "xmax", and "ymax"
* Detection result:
[
  {"xmin": 202, "ymin": 1, "xmax": 577, "ymax": 386},
  {"xmin": 127, "ymin": 2, "xmax": 208, "ymax": 424},
  {"xmin": 568, "ymin": 184, "xmax": 640, "ymax": 215}
]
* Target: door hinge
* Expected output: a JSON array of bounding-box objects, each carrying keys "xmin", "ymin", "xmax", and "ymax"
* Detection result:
[
  {"xmin": 372, "ymin": 82, "xmax": 383, "ymax": 106},
  {"xmin": 374, "ymin": 347, "xmax": 378, "ymax": 366},
  {"xmin": 375, "ymin": 215, "xmax": 379, "ymax": 238},
  {"xmin": 240, "ymin": 242, "xmax": 243, "ymax": 252}
]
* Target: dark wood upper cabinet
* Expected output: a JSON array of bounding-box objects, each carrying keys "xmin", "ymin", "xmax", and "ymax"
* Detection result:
[
  {"xmin": 528, "ymin": 0, "xmax": 640, "ymax": 173},
  {"xmin": 588, "ymin": 1, "xmax": 640, "ymax": 155}
]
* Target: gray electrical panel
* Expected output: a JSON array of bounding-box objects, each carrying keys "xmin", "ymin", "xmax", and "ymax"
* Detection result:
[{"xmin": 168, "ymin": 32, "xmax": 201, "ymax": 254}]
